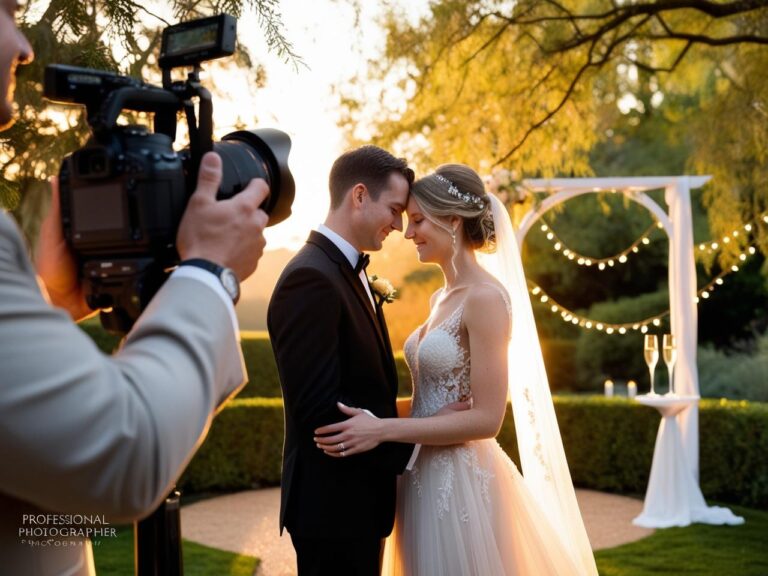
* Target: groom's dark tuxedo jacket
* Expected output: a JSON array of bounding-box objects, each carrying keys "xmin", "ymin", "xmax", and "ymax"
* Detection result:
[{"xmin": 268, "ymin": 231, "xmax": 414, "ymax": 539}]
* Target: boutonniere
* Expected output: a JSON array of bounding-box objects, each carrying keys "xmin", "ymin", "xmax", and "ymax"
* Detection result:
[{"xmin": 369, "ymin": 275, "xmax": 397, "ymax": 304}]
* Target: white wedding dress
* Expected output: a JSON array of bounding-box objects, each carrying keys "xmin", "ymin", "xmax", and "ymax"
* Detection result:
[{"xmin": 381, "ymin": 287, "xmax": 584, "ymax": 576}]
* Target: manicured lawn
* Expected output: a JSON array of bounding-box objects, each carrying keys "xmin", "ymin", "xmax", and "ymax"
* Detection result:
[
  {"xmin": 595, "ymin": 504, "xmax": 768, "ymax": 575},
  {"xmin": 92, "ymin": 527, "xmax": 258, "ymax": 576}
]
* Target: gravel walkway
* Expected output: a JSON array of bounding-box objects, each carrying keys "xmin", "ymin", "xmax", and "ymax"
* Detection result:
[{"xmin": 181, "ymin": 487, "xmax": 654, "ymax": 576}]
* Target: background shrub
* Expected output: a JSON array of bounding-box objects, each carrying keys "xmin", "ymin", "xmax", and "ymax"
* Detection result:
[
  {"xmin": 698, "ymin": 336, "xmax": 768, "ymax": 402},
  {"xmin": 575, "ymin": 289, "xmax": 670, "ymax": 391},
  {"xmin": 179, "ymin": 396, "xmax": 768, "ymax": 508}
]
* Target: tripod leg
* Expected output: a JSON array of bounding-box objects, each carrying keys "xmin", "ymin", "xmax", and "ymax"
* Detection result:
[{"xmin": 135, "ymin": 488, "xmax": 183, "ymax": 576}]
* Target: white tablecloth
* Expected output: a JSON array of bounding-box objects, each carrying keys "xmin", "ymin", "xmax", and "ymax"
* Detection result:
[{"xmin": 632, "ymin": 394, "xmax": 744, "ymax": 528}]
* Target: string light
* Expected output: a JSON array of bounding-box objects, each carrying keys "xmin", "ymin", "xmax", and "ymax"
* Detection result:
[
  {"xmin": 538, "ymin": 219, "xmax": 660, "ymax": 268},
  {"xmin": 695, "ymin": 210, "xmax": 768, "ymax": 257},
  {"xmin": 528, "ymin": 243, "xmax": 755, "ymax": 333}
]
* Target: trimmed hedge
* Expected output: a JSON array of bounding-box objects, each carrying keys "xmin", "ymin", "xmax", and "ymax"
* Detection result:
[
  {"xmin": 180, "ymin": 398, "xmax": 284, "ymax": 492},
  {"xmin": 178, "ymin": 395, "xmax": 768, "ymax": 508}
]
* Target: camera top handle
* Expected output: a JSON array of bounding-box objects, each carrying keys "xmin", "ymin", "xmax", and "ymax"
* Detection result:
[
  {"xmin": 97, "ymin": 86, "xmax": 181, "ymax": 140},
  {"xmin": 44, "ymin": 65, "xmax": 183, "ymax": 143}
]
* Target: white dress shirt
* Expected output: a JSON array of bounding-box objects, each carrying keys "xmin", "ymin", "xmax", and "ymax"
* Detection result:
[{"xmin": 317, "ymin": 224, "xmax": 375, "ymax": 308}]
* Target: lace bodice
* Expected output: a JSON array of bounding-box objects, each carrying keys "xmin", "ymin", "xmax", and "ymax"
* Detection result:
[
  {"xmin": 404, "ymin": 285, "xmax": 511, "ymax": 419},
  {"xmin": 404, "ymin": 300, "xmax": 471, "ymax": 418}
]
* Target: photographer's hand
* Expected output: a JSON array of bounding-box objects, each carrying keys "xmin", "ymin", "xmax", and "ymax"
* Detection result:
[
  {"xmin": 177, "ymin": 152, "xmax": 270, "ymax": 282},
  {"xmin": 35, "ymin": 177, "xmax": 94, "ymax": 322}
]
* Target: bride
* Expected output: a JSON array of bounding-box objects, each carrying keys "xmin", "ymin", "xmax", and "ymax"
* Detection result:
[{"xmin": 314, "ymin": 164, "xmax": 598, "ymax": 576}]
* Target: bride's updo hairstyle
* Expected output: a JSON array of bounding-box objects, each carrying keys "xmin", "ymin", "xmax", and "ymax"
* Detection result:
[{"xmin": 411, "ymin": 164, "xmax": 496, "ymax": 252}]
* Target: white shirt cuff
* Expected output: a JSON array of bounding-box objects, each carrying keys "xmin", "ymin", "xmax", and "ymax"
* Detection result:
[
  {"xmin": 405, "ymin": 445, "xmax": 421, "ymax": 470},
  {"xmin": 171, "ymin": 266, "xmax": 240, "ymax": 340}
]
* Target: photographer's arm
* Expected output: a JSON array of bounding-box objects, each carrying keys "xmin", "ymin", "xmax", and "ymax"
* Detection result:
[{"xmin": 0, "ymin": 153, "xmax": 269, "ymax": 522}]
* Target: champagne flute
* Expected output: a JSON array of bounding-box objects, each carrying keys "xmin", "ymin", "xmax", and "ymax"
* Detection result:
[
  {"xmin": 663, "ymin": 334, "xmax": 677, "ymax": 396},
  {"xmin": 644, "ymin": 335, "xmax": 659, "ymax": 396}
]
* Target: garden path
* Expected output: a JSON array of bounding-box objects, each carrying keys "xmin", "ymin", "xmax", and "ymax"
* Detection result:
[{"xmin": 181, "ymin": 487, "xmax": 653, "ymax": 576}]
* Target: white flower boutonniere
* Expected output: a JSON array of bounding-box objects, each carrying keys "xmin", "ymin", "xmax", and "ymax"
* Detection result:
[{"xmin": 369, "ymin": 275, "xmax": 397, "ymax": 305}]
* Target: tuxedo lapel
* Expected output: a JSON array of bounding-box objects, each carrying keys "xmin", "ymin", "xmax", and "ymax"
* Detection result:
[
  {"xmin": 375, "ymin": 300, "xmax": 399, "ymax": 389},
  {"xmin": 306, "ymin": 232, "xmax": 388, "ymax": 352}
]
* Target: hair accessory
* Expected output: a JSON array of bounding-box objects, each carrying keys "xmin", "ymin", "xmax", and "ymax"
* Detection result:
[{"xmin": 434, "ymin": 174, "xmax": 485, "ymax": 209}]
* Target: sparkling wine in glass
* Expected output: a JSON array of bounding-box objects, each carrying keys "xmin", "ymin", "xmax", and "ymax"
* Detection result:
[
  {"xmin": 663, "ymin": 334, "xmax": 677, "ymax": 396},
  {"xmin": 644, "ymin": 335, "xmax": 659, "ymax": 396}
]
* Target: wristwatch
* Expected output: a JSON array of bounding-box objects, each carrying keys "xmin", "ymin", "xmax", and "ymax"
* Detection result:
[{"xmin": 178, "ymin": 258, "xmax": 240, "ymax": 304}]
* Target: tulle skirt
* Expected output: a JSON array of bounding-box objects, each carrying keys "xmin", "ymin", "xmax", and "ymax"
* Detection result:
[{"xmin": 382, "ymin": 439, "xmax": 583, "ymax": 576}]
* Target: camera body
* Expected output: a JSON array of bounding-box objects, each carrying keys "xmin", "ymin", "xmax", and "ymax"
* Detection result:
[{"xmin": 44, "ymin": 14, "xmax": 294, "ymax": 334}]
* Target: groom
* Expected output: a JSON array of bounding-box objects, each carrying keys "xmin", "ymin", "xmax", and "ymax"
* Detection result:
[{"xmin": 268, "ymin": 145, "xmax": 417, "ymax": 575}]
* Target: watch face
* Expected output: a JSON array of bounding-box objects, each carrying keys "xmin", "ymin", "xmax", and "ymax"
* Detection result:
[{"xmin": 221, "ymin": 269, "xmax": 240, "ymax": 302}]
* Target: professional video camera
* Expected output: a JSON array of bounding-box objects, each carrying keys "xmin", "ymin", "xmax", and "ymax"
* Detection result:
[{"xmin": 44, "ymin": 14, "xmax": 295, "ymax": 334}]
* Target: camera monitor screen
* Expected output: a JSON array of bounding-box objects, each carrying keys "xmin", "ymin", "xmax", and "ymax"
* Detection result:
[
  {"xmin": 159, "ymin": 14, "xmax": 236, "ymax": 69},
  {"xmin": 166, "ymin": 24, "xmax": 218, "ymax": 56},
  {"xmin": 72, "ymin": 184, "xmax": 125, "ymax": 234}
]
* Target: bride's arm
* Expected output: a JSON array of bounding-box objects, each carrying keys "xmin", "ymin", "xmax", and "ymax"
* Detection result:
[{"xmin": 315, "ymin": 286, "xmax": 510, "ymax": 455}]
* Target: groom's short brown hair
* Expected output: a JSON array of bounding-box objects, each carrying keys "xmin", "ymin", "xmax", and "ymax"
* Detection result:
[{"xmin": 328, "ymin": 145, "xmax": 414, "ymax": 209}]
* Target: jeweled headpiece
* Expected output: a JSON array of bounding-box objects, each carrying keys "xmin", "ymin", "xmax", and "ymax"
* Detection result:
[{"xmin": 434, "ymin": 173, "xmax": 485, "ymax": 209}]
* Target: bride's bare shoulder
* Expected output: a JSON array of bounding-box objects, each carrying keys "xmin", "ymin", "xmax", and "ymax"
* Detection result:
[{"xmin": 463, "ymin": 282, "xmax": 511, "ymax": 336}]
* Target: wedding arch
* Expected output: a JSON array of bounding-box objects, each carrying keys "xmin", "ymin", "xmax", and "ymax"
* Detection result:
[{"xmin": 516, "ymin": 175, "xmax": 711, "ymax": 480}]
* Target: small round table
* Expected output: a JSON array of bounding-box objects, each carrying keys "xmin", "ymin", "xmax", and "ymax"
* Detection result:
[{"xmin": 633, "ymin": 394, "xmax": 744, "ymax": 528}]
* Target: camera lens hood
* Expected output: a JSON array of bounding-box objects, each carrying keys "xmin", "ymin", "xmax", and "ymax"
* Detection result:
[{"xmin": 219, "ymin": 128, "xmax": 295, "ymax": 226}]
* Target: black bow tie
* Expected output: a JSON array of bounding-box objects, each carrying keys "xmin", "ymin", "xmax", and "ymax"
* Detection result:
[{"xmin": 354, "ymin": 252, "xmax": 370, "ymax": 275}]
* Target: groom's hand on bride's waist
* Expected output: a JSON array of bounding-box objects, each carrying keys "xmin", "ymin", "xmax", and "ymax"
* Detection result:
[{"xmin": 435, "ymin": 399, "xmax": 472, "ymax": 416}]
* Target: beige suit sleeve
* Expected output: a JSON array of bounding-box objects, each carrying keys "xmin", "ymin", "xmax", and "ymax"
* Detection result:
[{"xmin": 0, "ymin": 214, "xmax": 245, "ymax": 523}]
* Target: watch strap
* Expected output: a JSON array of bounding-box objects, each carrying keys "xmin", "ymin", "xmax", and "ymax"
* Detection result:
[{"xmin": 178, "ymin": 258, "xmax": 240, "ymax": 304}]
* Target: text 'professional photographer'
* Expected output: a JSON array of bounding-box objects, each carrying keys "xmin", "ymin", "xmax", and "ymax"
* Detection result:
[{"xmin": 0, "ymin": 3, "xmax": 293, "ymax": 575}]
